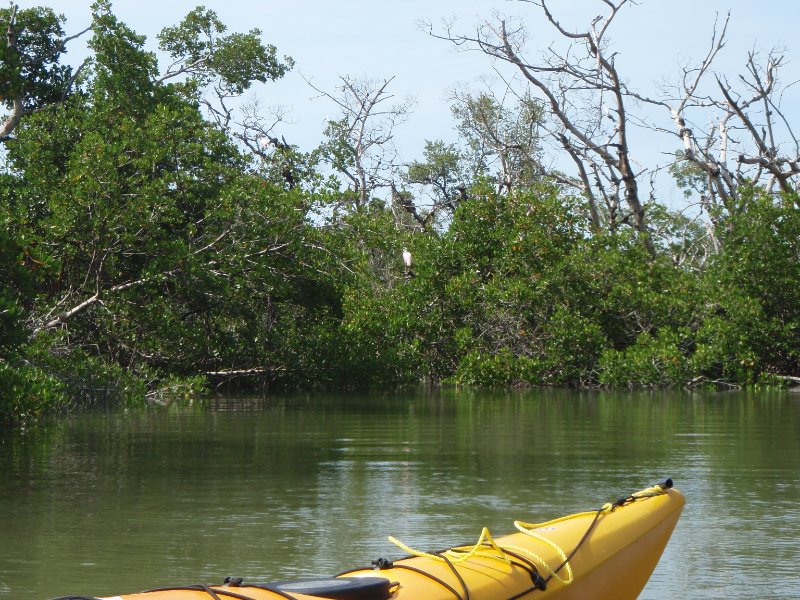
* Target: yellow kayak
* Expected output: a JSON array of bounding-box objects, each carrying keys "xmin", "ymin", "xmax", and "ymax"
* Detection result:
[{"xmin": 53, "ymin": 479, "xmax": 684, "ymax": 600}]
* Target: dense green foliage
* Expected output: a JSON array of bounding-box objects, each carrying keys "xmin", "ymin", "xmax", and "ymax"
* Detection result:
[{"xmin": 2, "ymin": 3, "xmax": 799, "ymax": 425}]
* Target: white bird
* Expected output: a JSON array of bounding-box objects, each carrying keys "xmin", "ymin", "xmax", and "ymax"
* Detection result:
[
  {"xmin": 257, "ymin": 135, "xmax": 270, "ymax": 149},
  {"xmin": 402, "ymin": 248, "xmax": 412, "ymax": 269}
]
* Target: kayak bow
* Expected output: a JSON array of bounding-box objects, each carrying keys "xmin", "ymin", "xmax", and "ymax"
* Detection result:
[{"xmin": 52, "ymin": 479, "xmax": 684, "ymax": 600}]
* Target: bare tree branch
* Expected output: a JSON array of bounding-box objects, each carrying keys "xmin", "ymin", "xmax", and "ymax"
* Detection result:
[
  {"xmin": 33, "ymin": 270, "xmax": 180, "ymax": 334},
  {"xmin": 310, "ymin": 74, "xmax": 415, "ymax": 210}
]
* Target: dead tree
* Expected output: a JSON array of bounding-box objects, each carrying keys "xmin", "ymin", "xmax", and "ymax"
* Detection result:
[
  {"xmin": 310, "ymin": 75, "xmax": 415, "ymax": 211},
  {"xmin": 714, "ymin": 52, "xmax": 800, "ymax": 203},
  {"xmin": 628, "ymin": 12, "xmax": 800, "ymax": 249},
  {"xmin": 427, "ymin": 0, "xmax": 654, "ymax": 253}
]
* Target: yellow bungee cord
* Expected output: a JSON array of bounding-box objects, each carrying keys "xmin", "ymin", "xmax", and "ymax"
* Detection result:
[
  {"xmin": 389, "ymin": 527, "xmax": 514, "ymax": 570},
  {"xmin": 388, "ymin": 523, "xmax": 573, "ymax": 585},
  {"xmin": 511, "ymin": 504, "xmax": 615, "ymax": 586}
]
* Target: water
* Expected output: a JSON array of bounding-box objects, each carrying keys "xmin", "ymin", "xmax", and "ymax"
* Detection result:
[{"xmin": 1, "ymin": 389, "xmax": 799, "ymax": 599}]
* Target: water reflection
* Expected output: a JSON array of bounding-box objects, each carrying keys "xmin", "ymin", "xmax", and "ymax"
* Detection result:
[{"xmin": 0, "ymin": 389, "xmax": 798, "ymax": 598}]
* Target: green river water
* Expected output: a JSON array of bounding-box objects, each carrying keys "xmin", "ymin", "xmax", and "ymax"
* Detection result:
[{"xmin": 1, "ymin": 389, "xmax": 799, "ymax": 599}]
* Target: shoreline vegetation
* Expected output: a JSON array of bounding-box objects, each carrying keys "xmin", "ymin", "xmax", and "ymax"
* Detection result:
[{"xmin": 2, "ymin": 2, "xmax": 800, "ymax": 425}]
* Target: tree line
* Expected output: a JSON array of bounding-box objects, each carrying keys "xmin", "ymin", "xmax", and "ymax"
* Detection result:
[{"xmin": 2, "ymin": 1, "xmax": 800, "ymax": 424}]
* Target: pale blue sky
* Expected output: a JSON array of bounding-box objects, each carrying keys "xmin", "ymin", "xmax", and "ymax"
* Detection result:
[{"xmin": 13, "ymin": 1, "xmax": 800, "ymax": 204}]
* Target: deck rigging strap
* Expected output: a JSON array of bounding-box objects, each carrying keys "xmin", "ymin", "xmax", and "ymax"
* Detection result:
[
  {"xmin": 381, "ymin": 479, "xmax": 673, "ymax": 599},
  {"xmin": 514, "ymin": 503, "xmax": 611, "ymax": 586},
  {"xmin": 388, "ymin": 522, "xmax": 572, "ymax": 590},
  {"xmin": 389, "ymin": 526, "xmax": 513, "ymax": 569},
  {"xmin": 515, "ymin": 478, "xmax": 674, "ymax": 586}
]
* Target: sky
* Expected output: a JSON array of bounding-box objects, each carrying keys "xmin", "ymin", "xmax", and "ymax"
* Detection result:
[{"xmin": 11, "ymin": 0, "xmax": 800, "ymax": 205}]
